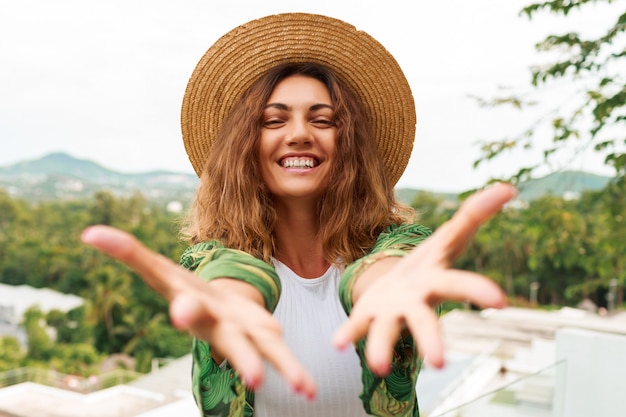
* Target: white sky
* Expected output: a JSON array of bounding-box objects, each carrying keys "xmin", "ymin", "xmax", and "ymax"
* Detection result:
[{"xmin": 1, "ymin": 0, "xmax": 622, "ymax": 192}]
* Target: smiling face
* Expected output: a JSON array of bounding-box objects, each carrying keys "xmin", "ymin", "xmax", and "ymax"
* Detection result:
[{"xmin": 258, "ymin": 75, "xmax": 337, "ymax": 203}]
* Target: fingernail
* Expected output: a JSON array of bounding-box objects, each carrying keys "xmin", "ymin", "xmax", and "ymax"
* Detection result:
[
  {"xmin": 291, "ymin": 382, "xmax": 302, "ymax": 395},
  {"xmin": 333, "ymin": 334, "xmax": 349, "ymax": 351},
  {"xmin": 80, "ymin": 227, "xmax": 94, "ymax": 242},
  {"xmin": 375, "ymin": 362, "xmax": 391, "ymax": 377},
  {"xmin": 244, "ymin": 375, "xmax": 259, "ymax": 390}
]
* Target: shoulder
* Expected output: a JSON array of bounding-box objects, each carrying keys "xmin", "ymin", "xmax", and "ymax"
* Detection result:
[
  {"xmin": 372, "ymin": 223, "xmax": 432, "ymax": 252},
  {"xmin": 179, "ymin": 240, "xmax": 225, "ymax": 270}
]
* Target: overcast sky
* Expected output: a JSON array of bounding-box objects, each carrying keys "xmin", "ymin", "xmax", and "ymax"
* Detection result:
[{"xmin": 1, "ymin": 0, "xmax": 621, "ymax": 192}]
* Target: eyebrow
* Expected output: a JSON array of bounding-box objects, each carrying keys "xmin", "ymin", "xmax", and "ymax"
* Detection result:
[{"xmin": 264, "ymin": 103, "xmax": 334, "ymax": 111}]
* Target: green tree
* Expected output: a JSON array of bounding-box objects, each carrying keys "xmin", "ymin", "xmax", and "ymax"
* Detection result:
[
  {"xmin": 90, "ymin": 191, "xmax": 117, "ymax": 226},
  {"xmin": 0, "ymin": 337, "xmax": 25, "ymax": 372},
  {"xmin": 22, "ymin": 307, "xmax": 53, "ymax": 362},
  {"xmin": 116, "ymin": 309, "xmax": 167, "ymax": 357},
  {"xmin": 48, "ymin": 343, "xmax": 102, "ymax": 376},
  {"xmin": 475, "ymin": 0, "xmax": 626, "ymax": 182},
  {"xmin": 0, "ymin": 189, "xmax": 18, "ymax": 232},
  {"xmin": 522, "ymin": 195, "xmax": 590, "ymax": 305},
  {"xmin": 83, "ymin": 264, "xmax": 132, "ymax": 352},
  {"xmin": 115, "ymin": 308, "xmax": 191, "ymax": 372},
  {"xmin": 574, "ymin": 180, "xmax": 626, "ymax": 305},
  {"xmin": 410, "ymin": 191, "xmax": 455, "ymax": 231},
  {"xmin": 46, "ymin": 307, "xmax": 93, "ymax": 345}
]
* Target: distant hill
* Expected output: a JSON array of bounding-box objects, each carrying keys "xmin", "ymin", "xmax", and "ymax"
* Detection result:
[
  {"xmin": 394, "ymin": 188, "xmax": 460, "ymax": 207},
  {"xmin": 395, "ymin": 170, "xmax": 613, "ymax": 207},
  {"xmin": 0, "ymin": 152, "xmax": 198, "ymax": 205},
  {"xmin": 516, "ymin": 170, "xmax": 612, "ymax": 201},
  {"xmin": 0, "ymin": 152, "xmax": 117, "ymax": 180},
  {"xmin": 0, "ymin": 152, "xmax": 614, "ymax": 206}
]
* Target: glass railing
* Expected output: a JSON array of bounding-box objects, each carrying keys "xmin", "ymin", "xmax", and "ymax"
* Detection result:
[{"xmin": 429, "ymin": 360, "xmax": 566, "ymax": 417}]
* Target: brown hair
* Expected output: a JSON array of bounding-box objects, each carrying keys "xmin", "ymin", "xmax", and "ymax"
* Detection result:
[{"xmin": 181, "ymin": 63, "xmax": 413, "ymax": 264}]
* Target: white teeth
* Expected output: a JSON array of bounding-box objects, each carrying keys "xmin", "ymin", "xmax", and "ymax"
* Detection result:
[{"xmin": 282, "ymin": 158, "xmax": 316, "ymax": 168}]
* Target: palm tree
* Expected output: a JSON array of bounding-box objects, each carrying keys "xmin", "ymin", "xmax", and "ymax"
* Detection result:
[
  {"xmin": 115, "ymin": 309, "xmax": 166, "ymax": 356},
  {"xmin": 84, "ymin": 264, "xmax": 131, "ymax": 352}
]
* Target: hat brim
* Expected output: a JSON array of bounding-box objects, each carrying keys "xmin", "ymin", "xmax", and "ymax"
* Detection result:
[{"xmin": 181, "ymin": 13, "xmax": 416, "ymax": 185}]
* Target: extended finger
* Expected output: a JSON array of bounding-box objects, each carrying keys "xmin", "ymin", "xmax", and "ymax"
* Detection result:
[
  {"xmin": 81, "ymin": 225, "xmax": 196, "ymax": 300},
  {"xmin": 253, "ymin": 330, "xmax": 317, "ymax": 399},
  {"xmin": 404, "ymin": 305, "xmax": 445, "ymax": 368},
  {"xmin": 426, "ymin": 270, "xmax": 507, "ymax": 309},
  {"xmin": 420, "ymin": 183, "xmax": 517, "ymax": 263},
  {"xmin": 364, "ymin": 315, "xmax": 404, "ymax": 376},
  {"xmin": 213, "ymin": 325, "xmax": 267, "ymax": 390},
  {"xmin": 333, "ymin": 307, "xmax": 372, "ymax": 351}
]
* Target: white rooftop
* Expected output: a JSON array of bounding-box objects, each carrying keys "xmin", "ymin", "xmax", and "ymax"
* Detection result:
[
  {"xmin": 420, "ymin": 306, "xmax": 626, "ymax": 416},
  {"xmin": 0, "ymin": 284, "xmax": 83, "ymax": 324}
]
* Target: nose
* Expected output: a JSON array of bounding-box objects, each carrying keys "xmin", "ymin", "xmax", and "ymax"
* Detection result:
[{"xmin": 285, "ymin": 118, "xmax": 312, "ymax": 146}]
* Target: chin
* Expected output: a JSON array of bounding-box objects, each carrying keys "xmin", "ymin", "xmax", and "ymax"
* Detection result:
[{"xmin": 273, "ymin": 186, "xmax": 325, "ymax": 201}]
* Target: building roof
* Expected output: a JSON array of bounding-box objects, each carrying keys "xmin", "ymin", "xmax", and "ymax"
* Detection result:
[
  {"xmin": 420, "ymin": 306, "xmax": 626, "ymax": 416},
  {"xmin": 0, "ymin": 382, "xmax": 166, "ymax": 417},
  {"xmin": 0, "ymin": 284, "xmax": 83, "ymax": 320}
]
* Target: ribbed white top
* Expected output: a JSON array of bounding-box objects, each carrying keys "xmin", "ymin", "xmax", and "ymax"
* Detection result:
[{"xmin": 254, "ymin": 259, "xmax": 368, "ymax": 417}]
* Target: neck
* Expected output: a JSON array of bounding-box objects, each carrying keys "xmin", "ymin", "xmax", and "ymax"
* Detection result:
[{"xmin": 273, "ymin": 200, "xmax": 330, "ymax": 278}]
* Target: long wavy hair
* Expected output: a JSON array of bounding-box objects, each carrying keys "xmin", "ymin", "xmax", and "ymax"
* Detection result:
[{"xmin": 181, "ymin": 62, "xmax": 414, "ymax": 265}]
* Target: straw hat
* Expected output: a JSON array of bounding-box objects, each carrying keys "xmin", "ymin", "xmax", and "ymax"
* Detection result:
[{"xmin": 181, "ymin": 13, "xmax": 416, "ymax": 185}]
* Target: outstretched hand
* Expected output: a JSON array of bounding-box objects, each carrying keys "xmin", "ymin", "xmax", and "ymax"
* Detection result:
[
  {"xmin": 334, "ymin": 183, "xmax": 517, "ymax": 374},
  {"xmin": 81, "ymin": 226, "xmax": 316, "ymax": 399}
]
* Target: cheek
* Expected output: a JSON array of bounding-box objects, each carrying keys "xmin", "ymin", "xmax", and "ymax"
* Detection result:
[
  {"xmin": 257, "ymin": 141, "xmax": 274, "ymax": 182},
  {"xmin": 258, "ymin": 130, "xmax": 278, "ymax": 154},
  {"xmin": 257, "ymin": 136, "xmax": 271, "ymax": 164},
  {"xmin": 325, "ymin": 134, "xmax": 338, "ymax": 159}
]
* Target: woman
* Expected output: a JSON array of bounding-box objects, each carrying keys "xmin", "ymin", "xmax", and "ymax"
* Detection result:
[{"xmin": 82, "ymin": 13, "xmax": 516, "ymax": 417}]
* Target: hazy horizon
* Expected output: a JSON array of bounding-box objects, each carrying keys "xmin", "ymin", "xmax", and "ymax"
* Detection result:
[{"xmin": 2, "ymin": 0, "xmax": 621, "ymax": 192}]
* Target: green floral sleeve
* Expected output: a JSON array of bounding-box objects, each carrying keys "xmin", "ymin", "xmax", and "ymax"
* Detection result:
[
  {"xmin": 338, "ymin": 223, "xmax": 433, "ymax": 417},
  {"xmin": 180, "ymin": 241, "xmax": 281, "ymax": 312},
  {"xmin": 180, "ymin": 241, "xmax": 281, "ymax": 417}
]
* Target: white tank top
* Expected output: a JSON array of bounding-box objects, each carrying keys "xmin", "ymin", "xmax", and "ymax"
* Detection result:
[{"xmin": 253, "ymin": 259, "xmax": 369, "ymax": 417}]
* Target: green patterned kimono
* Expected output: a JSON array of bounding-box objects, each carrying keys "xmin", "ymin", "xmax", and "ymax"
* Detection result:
[{"xmin": 179, "ymin": 223, "xmax": 432, "ymax": 417}]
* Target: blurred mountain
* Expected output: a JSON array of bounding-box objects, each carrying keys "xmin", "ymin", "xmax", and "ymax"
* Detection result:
[
  {"xmin": 0, "ymin": 152, "xmax": 198, "ymax": 205},
  {"xmin": 1, "ymin": 152, "xmax": 117, "ymax": 179},
  {"xmin": 515, "ymin": 170, "xmax": 611, "ymax": 201},
  {"xmin": 396, "ymin": 170, "xmax": 613, "ymax": 207}
]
